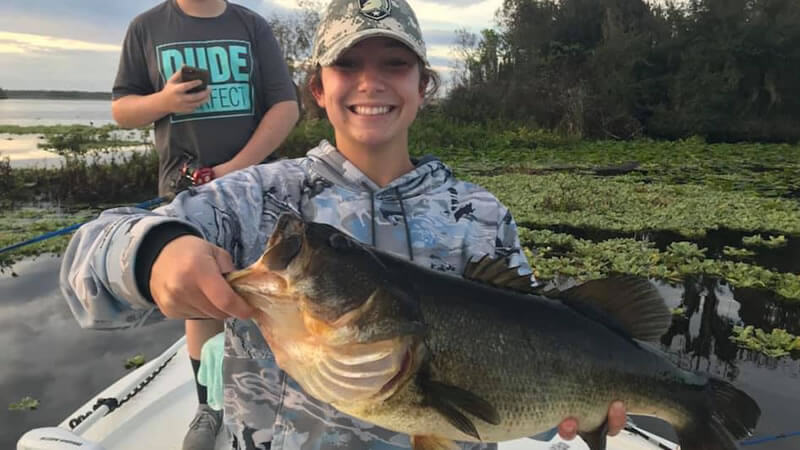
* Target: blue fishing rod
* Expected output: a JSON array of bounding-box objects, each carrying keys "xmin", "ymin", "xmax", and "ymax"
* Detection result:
[
  {"xmin": 0, "ymin": 196, "xmax": 167, "ymax": 256},
  {"xmin": 740, "ymin": 431, "xmax": 800, "ymax": 446}
]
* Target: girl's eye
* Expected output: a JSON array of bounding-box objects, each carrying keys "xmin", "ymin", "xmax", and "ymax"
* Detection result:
[{"xmin": 386, "ymin": 59, "xmax": 411, "ymax": 68}]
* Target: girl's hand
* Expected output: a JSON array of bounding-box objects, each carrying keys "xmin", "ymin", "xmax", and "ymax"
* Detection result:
[
  {"xmin": 557, "ymin": 400, "xmax": 627, "ymax": 439},
  {"xmin": 158, "ymin": 69, "xmax": 210, "ymax": 114},
  {"xmin": 149, "ymin": 235, "xmax": 256, "ymax": 320}
]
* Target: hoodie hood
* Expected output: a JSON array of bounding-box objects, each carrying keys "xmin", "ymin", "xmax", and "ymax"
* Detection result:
[
  {"xmin": 303, "ymin": 140, "xmax": 456, "ymax": 260},
  {"xmin": 305, "ymin": 140, "xmax": 452, "ymax": 200}
]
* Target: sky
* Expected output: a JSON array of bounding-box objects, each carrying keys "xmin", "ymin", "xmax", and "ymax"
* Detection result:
[{"xmin": 0, "ymin": 0, "xmax": 504, "ymax": 91}]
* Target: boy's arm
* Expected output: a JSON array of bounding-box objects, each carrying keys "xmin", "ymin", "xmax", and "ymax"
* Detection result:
[
  {"xmin": 111, "ymin": 20, "xmax": 210, "ymax": 129},
  {"xmin": 213, "ymin": 100, "xmax": 299, "ymax": 176}
]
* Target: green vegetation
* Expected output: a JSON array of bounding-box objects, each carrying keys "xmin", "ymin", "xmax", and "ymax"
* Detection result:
[
  {"xmin": 742, "ymin": 234, "xmax": 788, "ymax": 249},
  {"xmin": 448, "ymin": 0, "xmax": 800, "ymax": 143},
  {"xmin": 517, "ymin": 230, "xmax": 800, "ymax": 300},
  {"xmin": 8, "ymin": 396, "xmax": 39, "ymax": 411},
  {"xmin": 2, "ymin": 118, "xmax": 799, "ymax": 311},
  {"xmin": 671, "ymin": 307, "xmax": 686, "ymax": 317},
  {"xmin": 124, "ymin": 354, "xmax": 147, "ymax": 370},
  {"xmin": 0, "ymin": 207, "xmax": 99, "ymax": 269},
  {"xmin": 477, "ymin": 173, "xmax": 800, "ymax": 238},
  {"xmin": 1, "ymin": 125, "xmax": 158, "ymax": 206},
  {"xmin": 730, "ymin": 326, "xmax": 800, "ymax": 358}
]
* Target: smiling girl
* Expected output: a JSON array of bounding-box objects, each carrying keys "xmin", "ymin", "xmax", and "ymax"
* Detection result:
[{"xmin": 60, "ymin": 0, "xmax": 624, "ymax": 448}]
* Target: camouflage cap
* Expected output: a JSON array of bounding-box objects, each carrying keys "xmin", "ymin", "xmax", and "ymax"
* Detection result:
[{"xmin": 311, "ymin": 0, "xmax": 428, "ymax": 67}]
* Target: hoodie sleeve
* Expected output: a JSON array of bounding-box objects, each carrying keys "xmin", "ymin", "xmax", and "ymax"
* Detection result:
[
  {"xmin": 59, "ymin": 163, "xmax": 304, "ymax": 329},
  {"xmin": 495, "ymin": 207, "xmax": 536, "ymax": 284}
]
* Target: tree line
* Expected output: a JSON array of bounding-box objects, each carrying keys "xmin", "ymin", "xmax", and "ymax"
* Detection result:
[{"xmin": 444, "ymin": 0, "xmax": 800, "ymax": 142}]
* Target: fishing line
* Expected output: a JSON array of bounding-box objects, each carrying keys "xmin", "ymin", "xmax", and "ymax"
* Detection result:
[{"xmin": 0, "ymin": 196, "xmax": 167, "ymax": 256}]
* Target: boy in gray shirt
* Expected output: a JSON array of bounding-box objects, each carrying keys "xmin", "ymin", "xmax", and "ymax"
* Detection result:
[{"xmin": 111, "ymin": 1, "xmax": 299, "ymax": 448}]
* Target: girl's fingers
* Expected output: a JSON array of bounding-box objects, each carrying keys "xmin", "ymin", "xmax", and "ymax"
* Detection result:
[
  {"xmin": 607, "ymin": 401, "xmax": 626, "ymax": 436},
  {"xmin": 557, "ymin": 417, "xmax": 578, "ymax": 440}
]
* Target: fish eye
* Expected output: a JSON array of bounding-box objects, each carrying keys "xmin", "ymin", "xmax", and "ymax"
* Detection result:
[{"xmin": 266, "ymin": 235, "xmax": 302, "ymax": 270}]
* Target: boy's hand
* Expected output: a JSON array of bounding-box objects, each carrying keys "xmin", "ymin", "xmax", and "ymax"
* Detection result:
[
  {"xmin": 149, "ymin": 235, "xmax": 256, "ymax": 320},
  {"xmin": 158, "ymin": 70, "xmax": 210, "ymax": 114}
]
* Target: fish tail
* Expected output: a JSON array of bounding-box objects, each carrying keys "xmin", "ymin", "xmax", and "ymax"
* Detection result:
[{"xmin": 675, "ymin": 378, "xmax": 760, "ymax": 450}]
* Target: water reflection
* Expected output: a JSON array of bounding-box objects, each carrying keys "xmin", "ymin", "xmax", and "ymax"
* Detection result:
[
  {"xmin": 2, "ymin": 257, "xmax": 798, "ymax": 449},
  {"xmin": 660, "ymin": 276, "xmax": 800, "ymax": 374},
  {"xmin": 0, "ymin": 255, "xmax": 184, "ymax": 449}
]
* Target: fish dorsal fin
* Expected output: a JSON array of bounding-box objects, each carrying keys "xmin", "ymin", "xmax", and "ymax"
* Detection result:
[
  {"xmin": 554, "ymin": 277, "xmax": 671, "ymax": 342},
  {"xmin": 463, "ymin": 254, "xmax": 535, "ymax": 294},
  {"xmin": 419, "ymin": 377, "xmax": 501, "ymax": 441}
]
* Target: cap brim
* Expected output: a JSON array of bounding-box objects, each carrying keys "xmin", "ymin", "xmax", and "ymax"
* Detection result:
[{"xmin": 314, "ymin": 28, "xmax": 428, "ymax": 67}]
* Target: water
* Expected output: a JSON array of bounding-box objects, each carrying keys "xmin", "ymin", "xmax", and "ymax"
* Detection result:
[
  {"xmin": 0, "ymin": 99, "xmax": 113, "ymax": 126},
  {"xmin": 0, "ymin": 99, "xmax": 149, "ymax": 168},
  {"xmin": 1, "ymin": 257, "xmax": 798, "ymax": 448},
  {"xmin": 0, "ymin": 256, "xmax": 184, "ymax": 448}
]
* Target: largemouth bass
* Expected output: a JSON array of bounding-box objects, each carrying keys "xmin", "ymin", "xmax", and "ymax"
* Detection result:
[{"xmin": 227, "ymin": 213, "xmax": 760, "ymax": 450}]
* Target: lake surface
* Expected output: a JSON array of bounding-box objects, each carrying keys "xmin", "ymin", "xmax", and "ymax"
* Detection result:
[
  {"xmin": 1, "ymin": 255, "xmax": 798, "ymax": 449},
  {"xmin": 0, "ymin": 99, "xmax": 113, "ymax": 126},
  {"xmin": 0, "ymin": 256, "xmax": 184, "ymax": 448},
  {"xmin": 0, "ymin": 99, "xmax": 149, "ymax": 168}
]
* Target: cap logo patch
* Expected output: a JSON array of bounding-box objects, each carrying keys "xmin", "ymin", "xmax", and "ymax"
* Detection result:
[{"xmin": 359, "ymin": 0, "xmax": 391, "ymax": 20}]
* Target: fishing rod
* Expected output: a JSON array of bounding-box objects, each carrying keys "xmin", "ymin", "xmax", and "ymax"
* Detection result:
[
  {"xmin": 0, "ymin": 196, "xmax": 167, "ymax": 256},
  {"xmin": 740, "ymin": 430, "xmax": 800, "ymax": 446}
]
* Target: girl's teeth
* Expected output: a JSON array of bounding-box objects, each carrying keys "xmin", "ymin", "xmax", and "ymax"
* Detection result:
[{"xmin": 353, "ymin": 106, "xmax": 390, "ymax": 115}]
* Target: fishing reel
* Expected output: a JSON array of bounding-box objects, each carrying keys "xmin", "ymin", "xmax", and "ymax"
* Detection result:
[{"xmin": 174, "ymin": 161, "xmax": 215, "ymax": 192}]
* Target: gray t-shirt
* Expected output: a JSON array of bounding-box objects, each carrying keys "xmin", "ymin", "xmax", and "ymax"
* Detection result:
[{"xmin": 113, "ymin": 0, "xmax": 297, "ymax": 195}]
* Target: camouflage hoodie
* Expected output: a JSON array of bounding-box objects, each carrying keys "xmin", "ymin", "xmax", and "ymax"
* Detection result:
[{"xmin": 60, "ymin": 140, "xmax": 533, "ymax": 450}]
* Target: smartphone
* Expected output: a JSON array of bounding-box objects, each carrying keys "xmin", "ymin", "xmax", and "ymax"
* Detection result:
[{"xmin": 181, "ymin": 66, "xmax": 210, "ymax": 93}]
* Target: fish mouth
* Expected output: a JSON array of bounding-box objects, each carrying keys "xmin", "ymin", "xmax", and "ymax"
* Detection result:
[{"xmin": 226, "ymin": 266, "xmax": 289, "ymax": 309}]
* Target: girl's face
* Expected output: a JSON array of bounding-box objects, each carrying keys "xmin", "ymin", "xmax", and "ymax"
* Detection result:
[{"xmin": 312, "ymin": 37, "xmax": 425, "ymax": 154}]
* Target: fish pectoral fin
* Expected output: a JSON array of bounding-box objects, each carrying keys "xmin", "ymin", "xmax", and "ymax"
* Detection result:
[
  {"xmin": 578, "ymin": 419, "xmax": 609, "ymax": 450},
  {"xmin": 423, "ymin": 379, "xmax": 501, "ymax": 426},
  {"xmin": 421, "ymin": 378, "xmax": 500, "ymax": 440},
  {"xmin": 410, "ymin": 435, "xmax": 459, "ymax": 450}
]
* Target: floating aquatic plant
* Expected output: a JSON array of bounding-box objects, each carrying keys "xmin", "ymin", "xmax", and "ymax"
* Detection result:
[
  {"xmin": 742, "ymin": 234, "xmax": 788, "ymax": 249},
  {"xmin": 0, "ymin": 207, "xmax": 98, "ymax": 270},
  {"xmin": 730, "ymin": 326, "xmax": 800, "ymax": 358},
  {"xmin": 520, "ymin": 228, "xmax": 800, "ymax": 301},
  {"xmin": 671, "ymin": 307, "xmax": 687, "ymax": 316},
  {"xmin": 722, "ymin": 246, "xmax": 756, "ymax": 258},
  {"xmin": 124, "ymin": 354, "xmax": 146, "ymax": 370},
  {"xmin": 9, "ymin": 396, "xmax": 39, "ymax": 411},
  {"xmin": 474, "ymin": 173, "xmax": 800, "ymax": 239}
]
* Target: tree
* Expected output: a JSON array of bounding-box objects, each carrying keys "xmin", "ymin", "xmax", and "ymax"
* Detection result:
[{"xmin": 445, "ymin": 0, "xmax": 800, "ymax": 142}]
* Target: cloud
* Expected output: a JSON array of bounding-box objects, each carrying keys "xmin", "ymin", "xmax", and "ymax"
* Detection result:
[
  {"xmin": 0, "ymin": 0, "xmax": 500, "ymax": 91},
  {"xmin": 0, "ymin": 50, "xmax": 119, "ymax": 91},
  {"xmin": 0, "ymin": 32, "xmax": 120, "ymax": 56}
]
